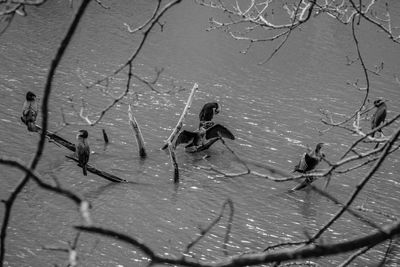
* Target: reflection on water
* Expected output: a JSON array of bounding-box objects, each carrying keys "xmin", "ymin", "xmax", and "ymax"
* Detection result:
[{"xmin": 0, "ymin": 0, "xmax": 399, "ymax": 266}]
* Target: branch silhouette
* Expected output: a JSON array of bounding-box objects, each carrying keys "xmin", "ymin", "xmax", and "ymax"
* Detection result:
[{"xmin": 0, "ymin": 1, "xmax": 91, "ymax": 265}]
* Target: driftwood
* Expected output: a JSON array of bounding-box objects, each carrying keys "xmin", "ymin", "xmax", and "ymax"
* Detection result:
[
  {"xmin": 161, "ymin": 83, "xmax": 198, "ymax": 150},
  {"xmin": 36, "ymin": 125, "xmax": 127, "ymax": 183},
  {"xmin": 161, "ymin": 83, "xmax": 199, "ymax": 182},
  {"xmin": 167, "ymin": 145, "xmax": 179, "ymax": 183},
  {"xmin": 65, "ymin": 156, "xmax": 126, "ymax": 183},
  {"xmin": 43, "ymin": 128, "xmax": 76, "ymax": 152},
  {"xmin": 128, "ymin": 105, "xmax": 147, "ymax": 158}
]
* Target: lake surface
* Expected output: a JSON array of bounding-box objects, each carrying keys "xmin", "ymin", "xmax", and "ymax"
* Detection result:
[{"xmin": 0, "ymin": 0, "xmax": 399, "ymax": 266}]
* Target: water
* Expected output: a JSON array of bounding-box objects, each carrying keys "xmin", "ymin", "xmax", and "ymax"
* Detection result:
[{"xmin": 1, "ymin": 0, "xmax": 399, "ymax": 266}]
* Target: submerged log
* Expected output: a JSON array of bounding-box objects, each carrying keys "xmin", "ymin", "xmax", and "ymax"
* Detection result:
[
  {"xmin": 36, "ymin": 125, "xmax": 126, "ymax": 183},
  {"xmin": 66, "ymin": 156, "xmax": 126, "ymax": 183},
  {"xmin": 128, "ymin": 105, "xmax": 147, "ymax": 159},
  {"xmin": 44, "ymin": 128, "xmax": 76, "ymax": 152}
]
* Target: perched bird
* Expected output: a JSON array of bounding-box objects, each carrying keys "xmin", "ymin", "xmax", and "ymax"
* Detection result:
[
  {"xmin": 199, "ymin": 102, "xmax": 220, "ymax": 128},
  {"xmin": 174, "ymin": 123, "xmax": 234, "ymax": 151},
  {"xmin": 371, "ymin": 99, "xmax": 387, "ymax": 137},
  {"xmin": 291, "ymin": 143, "xmax": 324, "ymax": 191},
  {"xmin": 21, "ymin": 91, "xmax": 38, "ymax": 132},
  {"xmin": 75, "ymin": 130, "xmax": 90, "ymax": 176}
]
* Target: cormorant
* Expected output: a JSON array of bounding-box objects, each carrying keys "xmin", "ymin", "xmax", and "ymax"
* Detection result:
[
  {"xmin": 199, "ymin": 102, "xmax": 220, "ymax": 128},
  {"xmin": 174, "ymin": 123, "xmax": 234, "ymax": 151},
  {"xmin": 291, "ymin": 143, "xmax": 324, "ymax": 191},
  {"xmin": 371, "ymin": 99, "xmax": 387, "ymax": 137},
  {"xmin": 21, "ymin": 91, "xmax": 38, "ymax": 132},
  {"xmin": 75, "ymin": 130, "xmax": 90, "ymax": 176}
]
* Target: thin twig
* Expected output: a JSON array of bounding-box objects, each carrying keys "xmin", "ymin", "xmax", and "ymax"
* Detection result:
[{"xmin": 185, "ymin": 199, "xmax": 234, "ymax": 255}]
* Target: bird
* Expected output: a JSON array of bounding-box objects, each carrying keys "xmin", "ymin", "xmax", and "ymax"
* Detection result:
[
  {"xmin": 199, "ymin": 102, "xmax": 220, "ymax": 128},
  {"xmin": 291, "ymin": 143, "xmax": 324, "ymax": 191},
  {"xmin": 174, "ymin": 123, "xmax": 234, "ymax": 151},
  {"xmin": 21, "ymin": 91, "xmax": 38, "ymax": 132},
  {"xmin": 371, "ymin": 99, "xmax": 387, "ymax": 137},
  {"xmin": 75, "ymin": 130, "xmax": 90, "ymax": 176}
]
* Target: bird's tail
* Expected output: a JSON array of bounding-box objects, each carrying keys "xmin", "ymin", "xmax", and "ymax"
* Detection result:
[
  {"xmin": 27, "ymin": 122, "xmax": 37, "ymax": 132},
  {"xmin": 83, "ymin": 165, "xmax": 87, "ymax": 176}
]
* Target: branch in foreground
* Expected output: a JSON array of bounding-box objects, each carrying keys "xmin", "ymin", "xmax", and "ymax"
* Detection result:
[
  {"xmin": 337, "ymin": 244, "xmax": 374, "ymax": 267},
  {"xmin": 197, "ymin": 147, "xmax": 382, "ymax": 233},
  {"xmin": 0, "ymin": 157, "xmax": 91, "ymax": 225},
  {"xmin": 307, "ymin": 126, "xmax": 400, "ymax": 244},
  {"xmin": 76, "ymin": 219, "xmax": 400, "ymax": 266},
  {"xmin": 42, "ymin": 231, "xmax": 81, "ymax": 267},
  {"xmin": 185, "ymin": 199, "xmax": 234, "ymax": 256},
  {"xmin": 0, "ymin": 1, "xmax": 91, "ymax": 266}
]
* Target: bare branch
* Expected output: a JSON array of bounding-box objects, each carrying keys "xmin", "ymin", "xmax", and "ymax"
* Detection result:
[
  {"xmin": 337, "ymin": 245, "xmax": 374, "ymax": 267},
  {"xmin": 307, "ymin": 126, "xmax": 400, "ymax": 244},
  {"xmin": 87, "ymin": 0, "xmax": 182, "ymax": 89},
  {"xmin": 348, "ymin": 0, "xmax": 400, "ymax": 44},
  {"xmin": 0, "ymin": 157, "xmax": 89, "ymax": 218},
  {"xmin": 123, "ymin": 0, "xmax": 162, "ymax": 33},
  {"xmin": 185, "ymin": 199, "xmax": 234, "ymax": 256},
  {"xmin": 76, "ymin": 219, "xmax": 400, "ymax": 266},
  {"xmin": 0, "ymin": 1, "xmax": 91, "ymax": 264}
]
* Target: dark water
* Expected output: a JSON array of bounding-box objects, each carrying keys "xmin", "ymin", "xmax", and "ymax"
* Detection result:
[{"xmin": 0, "ymin": 0, "xmax": 399, "ymax": 266}]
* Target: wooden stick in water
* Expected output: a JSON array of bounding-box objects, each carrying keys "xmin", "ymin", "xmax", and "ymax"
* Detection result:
[
  {"xmin": 128, "ymin": 105, "xmax": 147, "ymax": 158},
  {"xmin": 102, "ymin": 129, "xmax": 109, "ymax": 144},
  {"xmin": 167, "ymin": 143, "xmax": 179, "ymax": 183},
  {"xmin": 161, "ymin": 83, "xmax": 199, "ymax": 150},
  {"xmin": 36, "ymin": 125, "xmax": 76, "ymax": 151},
  {"xmin": 66, "ymin": 156, "xmax": 127, "ymax": 183}
]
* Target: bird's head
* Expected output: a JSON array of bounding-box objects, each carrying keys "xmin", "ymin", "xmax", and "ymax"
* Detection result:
[
  {"xmin": 373, "ymin": 99, "xmax": 385, "ymax": 107},
  {"xmin": 315, "ymin": 143, "xmax": 324, "ymax": 153},
  {"xmin": 26, "ymin": 91, "xmax": 36, "ymax": 101},
  {"xmin": 77, "ymin": 129, "xmax": 89, "ymax": 139}
]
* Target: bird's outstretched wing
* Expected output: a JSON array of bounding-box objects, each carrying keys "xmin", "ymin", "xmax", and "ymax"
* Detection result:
[
  {"xmin": 174, "ymin": 130, "xmax": 197, "ymax": 148},
  {"xmin": 205, "ymin": 124, "xmax": 234, "ymax": 140}
]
